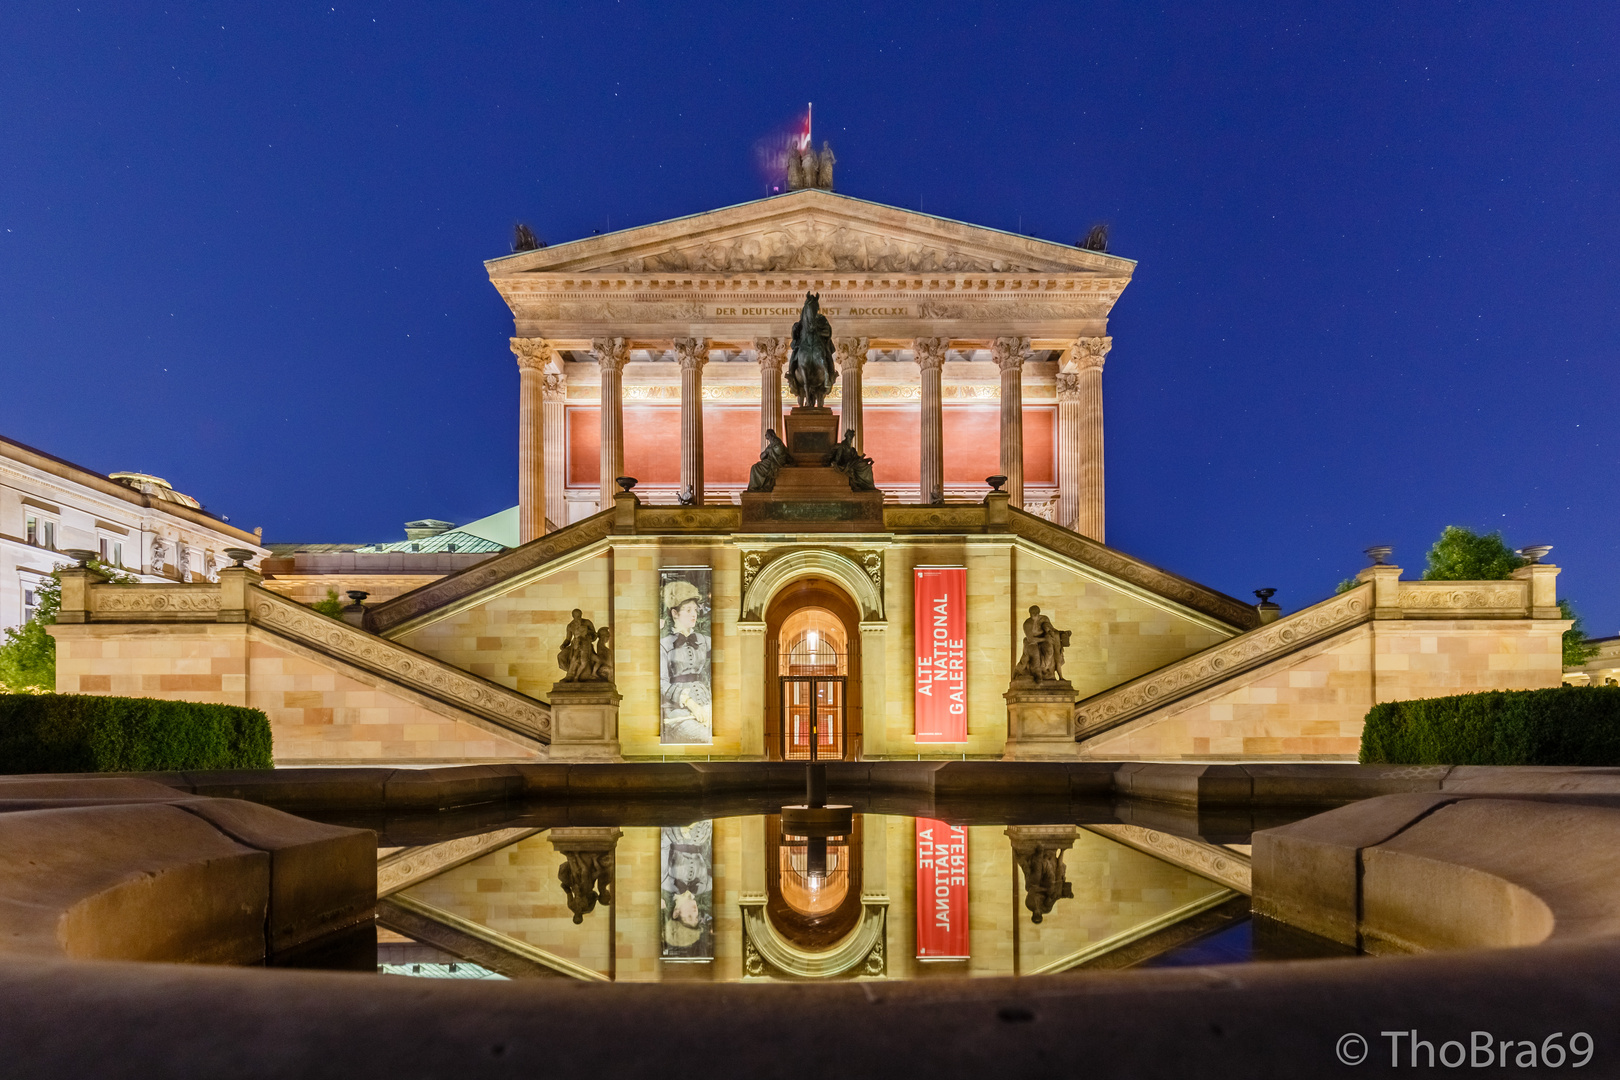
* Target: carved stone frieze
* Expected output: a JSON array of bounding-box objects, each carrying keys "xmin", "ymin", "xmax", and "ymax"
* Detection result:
[
  {"xmin": 1397, "ymin": 583, "xmax": 1527, "ymax": 613},
  {"xmin": 919, "ymin": 301, "xmax": 1112, "ymax": 321},
  {"xmin": 1084, "ymin": 825, "xmax": 1251, "ymax": 895},
  {"xmin": 250, "ymin": 587, "xmax": 550, "ymax": 743},
  {"xmin": 542, "ymin": 372, "xmax": 566, "ymax": 401},
  {"xmin": 377, "ymin": 828, "xmax": 540, "ymax": 898},
  {"xmin": 1074, "ymin": 590, "xmax": 1371, "ymax": 739},
  {"xmin": 92, "ymin": 585, "xmax": 223, "ymax": 615},
  {"xmin": 638, "ymin": 506, "xmax": 742, "ymax": 533},
  {"xmin": 882, "ymin": 505, "xmax": 987, "ymax": 533}
]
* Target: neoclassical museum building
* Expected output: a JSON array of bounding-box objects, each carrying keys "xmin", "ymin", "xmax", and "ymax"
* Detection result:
[{"xmin": 50, "ymin": 188, "xmax": 1569, "ymax": 764}]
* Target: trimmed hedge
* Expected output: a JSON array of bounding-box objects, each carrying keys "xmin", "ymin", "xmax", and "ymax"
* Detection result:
[
  {"xmin": 0, "ymin": 694, "xmax": 273, "ymax": 773},
  {"xmin": 1360, "ymin": 686, "xmax": 1620, "ymax": 766}
]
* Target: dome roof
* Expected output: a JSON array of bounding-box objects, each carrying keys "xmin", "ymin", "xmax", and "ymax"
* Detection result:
[{"xmin": 108, "ymin": 471, "xmax": 202, "ymax": 510}]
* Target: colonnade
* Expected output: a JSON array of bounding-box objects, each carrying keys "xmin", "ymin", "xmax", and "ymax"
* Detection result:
[{"xmin": 511, "ymin": 336, "xmax": 1112, "ymax": 545}]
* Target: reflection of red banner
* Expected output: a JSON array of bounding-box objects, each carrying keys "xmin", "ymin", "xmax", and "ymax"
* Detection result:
[
  {"xmin": 916, "ymin": 818, "xmax": 969, "ymax": 959},
  {"xmin": 914, "ymin": 566, "xmax": 967, "ymax": 742}
]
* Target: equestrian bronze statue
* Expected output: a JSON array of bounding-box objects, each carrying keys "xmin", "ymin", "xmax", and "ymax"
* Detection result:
[{"xmin": 786, "ymin": 292, "xmax": 836, "ymax": 408}]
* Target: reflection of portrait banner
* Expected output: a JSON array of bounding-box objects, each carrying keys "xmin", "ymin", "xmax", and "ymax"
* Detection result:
[
  {"xmin": 660, "ymin": 822, "xmax": 714, "ymax": 960},
  {"xmin": 659, "ymin": 566, "xmax": 713, "ymax": 745},
  {"xmin": 914, "ymin": 566, "xmax": 967, "ymax": 742},
  {"xmin": 915, "ymin": 818, "xmax": 969, "ymax": 960}
]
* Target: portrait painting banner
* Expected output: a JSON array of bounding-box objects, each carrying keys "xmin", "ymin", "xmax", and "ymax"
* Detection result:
[
  {"xmin": 914, "ymin": 566, "xmax": 967, "ymax": 742},
  {"xmin": 659, "ymin": 566, "xmax": 713, "ymax": 745},
  {"xmin": 915, "ymin": 818, "xmax": 969, "ymax": 960},
  {"xmin": 660, "ymin": 821, "xmax": 714, "ymax": 960}
]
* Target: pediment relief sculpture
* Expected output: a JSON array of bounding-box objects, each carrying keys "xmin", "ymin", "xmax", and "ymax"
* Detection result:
[{"xmin": 584, "ymin": 221, "xmax": 1047, "ymax": 275}]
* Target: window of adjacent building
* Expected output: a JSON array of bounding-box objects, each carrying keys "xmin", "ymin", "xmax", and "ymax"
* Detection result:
[
  {"xmin": 22, "ymin": 584, "xmax": 39, "ymax": 624},
  {"xmin": 99, "ymin": 538, "xmax": 124, "ymax": 568},
  {"xmin": 27, "ymin": 517, "xmax": 58, "ymax": 549},
  {"xmin": 25, "ymin": 516, "xmax": 36, "ymax": 545},
  {"xmin": 42, "ymin": 521, "xmax": 56, "ymax": 550}
]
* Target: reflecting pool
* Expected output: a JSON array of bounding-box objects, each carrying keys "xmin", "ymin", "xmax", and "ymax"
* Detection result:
[{"xmin": 359, "ymin": 812, "xmax": 1347, "ymax": 981}]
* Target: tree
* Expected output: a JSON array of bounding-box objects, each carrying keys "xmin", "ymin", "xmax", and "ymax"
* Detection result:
[
  {"xmin": 0, "ymin": 560, "xmax": 136, "ymax": 693},
  {"xmin": 311, "ymin": 588, "xmax": 344, "ymax": 618},
  {"xmin": 1561, "ymin": 598, "xmax": 1601, "ymax": 669},
  {"xmin": 1420, "ymin": 526, "xmax": 1597, "ymax": 670},
  {"xmin": 1423, "ymin": 526, "xmax": 1526, "ymax": 581}
]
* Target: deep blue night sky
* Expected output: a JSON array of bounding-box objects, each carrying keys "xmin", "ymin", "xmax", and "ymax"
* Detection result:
[{"xmin": 2, "ymin": 3, "xmax": 1616, "ymax": 631}]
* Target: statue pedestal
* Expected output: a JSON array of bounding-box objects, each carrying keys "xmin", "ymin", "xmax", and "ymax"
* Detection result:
[
  {"xmin": 547, "ymin": 681, "xmax": 623, "ymax": 761},
  {"xmin": 739, "ymin": 406, "xmax": 884, "ymax": 532},
  {"xmin": 1002, "ymin": 679, "xmax": 1080, "ymax": 760}
]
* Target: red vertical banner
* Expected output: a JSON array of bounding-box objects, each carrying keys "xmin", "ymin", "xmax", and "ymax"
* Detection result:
[
  {"xmin": 914, "ymin": 566, "xmax": 967, "ymax": 742},
  {"xmin": 915, "ymin": 818, "xmax": 969, "ymax": 960}
]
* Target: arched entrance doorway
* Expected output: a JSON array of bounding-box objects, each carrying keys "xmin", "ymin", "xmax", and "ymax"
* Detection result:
[{"xmin": 764, "ymin": 578, "xmax": 862, "ymax": 761}]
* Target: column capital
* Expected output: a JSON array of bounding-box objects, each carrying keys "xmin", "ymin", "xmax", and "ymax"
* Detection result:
[
  {"xmin": 834, "ymin": 337, "xmax": 870, "ymax": 374},
  {"xmin": 991, "ymin": 336, "xmax": 1031, "ymax": 372},
  {"xmin": 590, "ymin": 336, "xmax": 630, "ymax": 372},
  {"xmin": 673, "ymin": 337, "xmax": 710, "ymax": 370},
  {"xmin": 542, "ymin": 371, "xmax": 567, "ymax": 401},
  {"xmin": 1067, "ymin": 336, "xmax": 1112, "ymax": 372},
  {"xmin": 1056, "ymin": 372, "xmax": 1083, "ymax": 400},
  {"xmin": 511, "ymin": 337, "xmax": 555, "ymax": 372},
  {"xmin": 912, "ymin": 336, "xmax": 949, "ymax": 371},
  {"xmin": 753, "ymin": 336, "xmax": 789, "ymax": 369}
]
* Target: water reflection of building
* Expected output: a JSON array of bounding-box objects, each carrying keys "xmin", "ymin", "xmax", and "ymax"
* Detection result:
[
  {"xmin": 50, "ymin": 188, "xmax": 1571, "ymax": 762},
  {"xmin": 383, "ymin": 816, "xmax": 1247, "ymax": 982}
]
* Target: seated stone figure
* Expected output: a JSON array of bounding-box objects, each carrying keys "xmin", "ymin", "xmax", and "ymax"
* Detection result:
[
  {"xmin": 825, "ymin": 429, "xmax": 876, "ymax": 492},
  {"xmin": 1014, "ymin": 605, "xmax": 1071, "ymax": 684},
  {"xmin": 746, "ymin": 430, "xmax": 792, "ymax": 493}
]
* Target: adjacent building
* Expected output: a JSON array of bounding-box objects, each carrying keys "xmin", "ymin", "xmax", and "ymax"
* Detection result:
[{"xmin": 1, "ymin": 434, "xmax": 267, "ymax": 634}]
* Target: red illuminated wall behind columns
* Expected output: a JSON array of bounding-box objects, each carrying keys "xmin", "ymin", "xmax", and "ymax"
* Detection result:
[{"xmin": 566, "ymin": 404, "xmax": 1054, "ymax": 491}]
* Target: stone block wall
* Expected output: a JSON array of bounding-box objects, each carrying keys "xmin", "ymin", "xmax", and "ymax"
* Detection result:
[
  {"xmin": 1081, "ymin": 620, "xmax": 1568, "ymax": 761},
  {"xmin": 52, "ymin": 623, "xmax": 541, "ymax": 765}
]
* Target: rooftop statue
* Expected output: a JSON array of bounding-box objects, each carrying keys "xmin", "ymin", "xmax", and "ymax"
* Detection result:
[{"xmin": 787, "ymin": 292, "xmax": 837, "ymax": 408}]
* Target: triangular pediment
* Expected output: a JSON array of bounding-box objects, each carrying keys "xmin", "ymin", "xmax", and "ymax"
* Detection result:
[{"xmin": 488, "ymin": 190, "xmax": 1133, "ymax": 277}]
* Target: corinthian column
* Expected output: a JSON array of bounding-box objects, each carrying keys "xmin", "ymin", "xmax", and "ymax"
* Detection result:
[
  {"xmin": 1056, "ymin": 373, "xmax": 1082, "ymax": 532},
  {"xmin": 543, "ymin": 371, "xmax": 566, "ymax": 529},
  {"xmin": 673, "ymin": 338, "xmax": 709, "ymax": 505},
  {"xmin": 754, "ymin": 337, "xmax": 788, "ymax": 449},
  {"xmin": 833, "ymin": 337, "xmax": 869, "ymax": 450},
  {"xmin": 914, "ymin": 337, "xmax": 949, "ymax": 505},
  {"xmin": 511, "ymin": 337, "xmax": 553, "ymax": 543},
  {"xmin": 1070, "ymin": 336, "xmax": 1111, "ymax": 542},
  {"xmin": 592, "ymin": 337, "xmax": 630, "ymax": 511},
  {"xmin": 991, "ymin": 336, "xmax": 1031, "ymax": 509}
]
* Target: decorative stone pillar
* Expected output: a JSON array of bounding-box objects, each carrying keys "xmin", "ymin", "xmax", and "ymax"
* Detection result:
[
  {"xmin": 834, "ymin": 337, "xmax": 869, "ymax": 450},
  {"xmin": 543, "ymin": 371, "xmax": 566, "ymax": 529},
  {"xmin": 592, "ymin": 337, "xmax": 630, "ymax": 511},
  {"xmin": 674, "ymin": 338, "xmax": 709, "ymax": 505},
  {"xmin": 754, "ymin": 337, "xmax": 788, "ymax": 451},
  {"xmin": 1069, "ymin": 336, "xmax": 1111, "ymax": 542},
  {"xmin": 913, "ymin": 338, "xmax": 948, "ymax": 505},
  {"xmin": 511, "ymin": 337, "xmax": 553, "ymax": 543},
  {"xmin": 991, "ymin": 337, "xmax": 1031, "ymax": 509}
]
